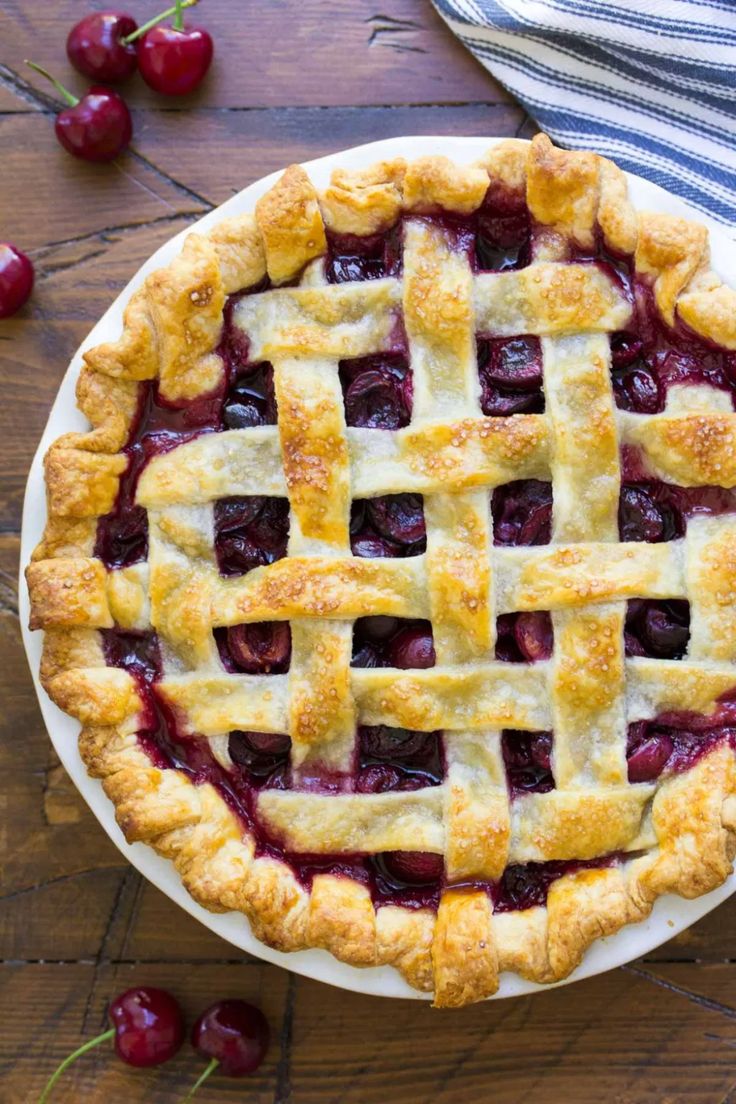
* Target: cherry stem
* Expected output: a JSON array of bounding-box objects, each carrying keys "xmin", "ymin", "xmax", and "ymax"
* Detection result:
[
  {"xmin": 182, "ymin": 1057, "xmax": 219, "ymax": 1100},
  {"xmin": 24, "ymin": 61, "xmax": 79, "ymax": 108},
  {"xmin": 122, "ymin": 0, "xmax": 198, "ymax": 43},
  {"xmin": 38, "ymin": 1027, "xmax": 115, "ymax": 1104}
]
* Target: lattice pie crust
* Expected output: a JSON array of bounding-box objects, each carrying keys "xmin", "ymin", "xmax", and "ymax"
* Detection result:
[{"xmin": 27, "ymin": 136, "xmax": 736, "ymax": 1007}]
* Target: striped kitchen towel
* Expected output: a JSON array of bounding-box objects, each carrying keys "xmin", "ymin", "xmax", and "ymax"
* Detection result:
[{"xmin": 431, "ymin": 0, "xmax": 736, "ymax": 228}]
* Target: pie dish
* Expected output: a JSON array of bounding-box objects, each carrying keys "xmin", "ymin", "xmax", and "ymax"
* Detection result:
[{"xmin": 25, "ymin": 133, "xmax": 736, "ymax": 1008}]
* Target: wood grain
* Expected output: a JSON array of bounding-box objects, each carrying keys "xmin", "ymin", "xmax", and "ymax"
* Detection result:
[
  {"xmin": 1, "ymin": 2, "xmax": 735, "ymax": 1102},
  {"xmin": 2, "ymin": 0, "xmax": 500, "ymax": 109}
]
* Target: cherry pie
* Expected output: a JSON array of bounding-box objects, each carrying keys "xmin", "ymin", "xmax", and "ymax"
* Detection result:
[{"xmin": 26, "ymin": 135, "xmax": 736, "ymax": 1006}]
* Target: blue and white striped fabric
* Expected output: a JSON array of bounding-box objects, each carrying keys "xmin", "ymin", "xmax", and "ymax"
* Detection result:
[{"xmin": 431, "ymin": 0, "xmax": 736, "ymax": 228}]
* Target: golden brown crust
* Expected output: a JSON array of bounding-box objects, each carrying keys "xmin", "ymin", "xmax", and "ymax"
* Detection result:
[
  {"xmin": 256, "ymin": 164, "xmax": 327, "ymax": 284},
  {"xmin": 27, "ymin": 134, "xmax": 736, "ymax": 1008}
]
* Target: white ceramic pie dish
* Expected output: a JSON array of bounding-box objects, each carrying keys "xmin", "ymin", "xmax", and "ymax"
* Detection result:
[{"xmin": 19, "ymin": 136, "xmax": 736, "ymax": 1001}]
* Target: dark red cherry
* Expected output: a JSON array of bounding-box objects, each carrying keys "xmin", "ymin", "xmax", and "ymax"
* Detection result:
[
  {"xmin": 223, "ymin": 367, "xmax": 276, "ymax": 428},
  {"xmin": 360, "ymin": 726, "xmax": 429, "ymax": 761},
  {"xmin": 518, "ymin": 501, "xmax": 553, "ymax": 545},
  {"xmin": 230, "ymin": 730, "xmax": 291, "ymax": 761},
  {"xmin": 344, "ymin": 366, "xmax": 410, "ymax": 429},
  {"xmin": 513, "ymin": 611, "xmax": 553, "ymax": 662},
  {"xmin": 497, "ymin": 863, "xmax": 551, "ymax": 911},
  {"xmin": 247, "ymin": 498, "xmax": 290, "ymax": 553},
  {"xmin": 382, "ymin": 850, "xmax": 444, "ymax": 885},
  {"xmin": 481, "ymin": 383, "xmax": 542, "ymax": 417},
  {"xmin": 639, "ymin": 602, "xmax": 689, "ymax": 659},
  {"xmin": 359, "ymin": 615, "xmax": 400, "ymax": 642},
  {"xmin": 502, "ymin": 730, "xmax": 554, "ymax": 795},
  {"xmin": 110, "ymin": 987, "xmax": 184, "ymax": 1066},
  {"xmin": 627, "ymin": 732, "xmax": 674, "ymax": 782},
  {"xmin": 66, "ymin": 11, "xmax": 138, "ymax": 82},
  {"xmin": 38, "ymin": 986, "xmax": 184, "ymax": 1103},
  {"xmin": 618, "ymin": 485, "xmax": 678, "ymax": 543},
  {"xmin": 191, "ymin": 999, "xmax": 269, "ymax": 1079},
  {"xmin": 138, "ymin": 17, "xmax": 214, "ymax": 96},
  {"xmin": 387, "ymin": 624, "xmax": 435, "ymax": 669},
  {"xmin": 214, "ymin": 497, "xmax": 289, "ymax": 576},
  {"xmin": 356, "ymin": 763, "xmax": 403, "ymax": 793},
  {"xmin": 351, "ymin": 533, "xmax": 400, "ymax": 558},
  {"xmin": 26, "ymin": 61, "xmax": 132, "ymax": 162},
  {"xmin": 216, "ymin": 496, "xmax": 266, "ymax": 533},
  {"xmin": 367, "ymin": 494, "xmax": 425, "ymax": 546},
  {"xmin": 481, "ymin": 337, "xmax": 543, "ymax": 390},
  {"xmin": 227, "ymin": 623, "xmax": 291, "ymax": 673},
  {"xmin": 610, "ymin": 331, "xmax": 644, "ymax": 368},
  {"xmin": 0, "ymin": 243, "xmax": 33, "ymax": 318},
  {"xmin": 493, "ymin": 480, "xmax": 553, "ymax": 546},
  {"xmin": 613, "ymin": 364, "xmax": 662, "ymax": 413}
]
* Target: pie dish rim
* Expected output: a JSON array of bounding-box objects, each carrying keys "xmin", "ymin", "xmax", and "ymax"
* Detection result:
[{"xmin": 19, "ymin": 133, "xmax": 736, "ymax": 1002}]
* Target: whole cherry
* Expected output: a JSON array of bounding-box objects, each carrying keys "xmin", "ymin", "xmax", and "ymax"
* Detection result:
[
  {"xmin": 0, "ymin": 244, "xmax": 34, "ymax": 319},
  {"xmin": 67, "ymin": 11, "xmax": 139, "ymax": 82},
  {"xmin": 382, "ymin": 850, "xmax": 444, "ymax": 885},
  {"xmin": 185, "ymin": 1000, "xmax": 269, "ymax": 1097},
  {"xmin": 138, "ymin": 0, "xmax": 213, "ymax": 96},
  {"xmin": 25, "ymin": 61, "xmax": 132, "ymax": 162},
  {"xmin": 38, "ymin": 986, "xmax": 184, "ymax": 1102},
  {"xmin": 66, "ymin": 3, "xmax": 199, "ymax": 83}
]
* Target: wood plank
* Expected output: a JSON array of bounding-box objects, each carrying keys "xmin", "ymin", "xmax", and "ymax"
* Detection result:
[
  {"xmin": 134, "ymin": 102, "xmax": 526, "ymax": 207},
  {"xmin": 0, "ymin": 962, "xmax": 290, "ymax": 1103},
  {"xmin": 287, "ymin": 968, "xmax": 736, "ymax": 1103},
  {"xmin": 0, "ymin": 115, "xmax": 207, "ymax": 251},
  {"xmin": 2, "ymin": 0, "xmax": 499, "ymax": 109},
  {"xmin": 633, "ymin": 962, "xmax": 736, "ymax": 1011}
]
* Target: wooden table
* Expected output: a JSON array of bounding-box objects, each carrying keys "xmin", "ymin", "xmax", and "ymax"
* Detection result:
[{"xmin": 2, "ymin": 3, "xmax": 736, "ymax": 1100}]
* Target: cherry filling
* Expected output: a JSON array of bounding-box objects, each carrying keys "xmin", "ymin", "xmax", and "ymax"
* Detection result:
[
  {"xmin": 223, "ymin": 363, "xmax": 277, "ymax": 429},
  {"xmin": 608, "ymin": 274, "xmax": 736, "ymax": 413},
  {"xmin": 95, "ymin": 381, "xmax": 226, "ymax": 569},
  {"xmin": 477, "ymin": 336, "xmax": 544, "ymax": 416},
  {"xmin": 502, "ymin": 730, "xmax": 554, "ymax": 796},
  {"xmin": 624, "ymin": 599, "xmax": 690, "ymax": 659},
  {"xmin": 350, "ymin": 494, "xmax": 426, "ymax": 557},
  {"xmin": 215, "ymin": 622, "xmax": 292, "ymax": 674},
  {"xmin": 492, "ymin": 480, "xmax": 553, "ymax": 546},
  {"xmin": 96, "ymin": 280, "xmax": 281, "ymax": 572},
  {"xmin": 325, "ymin": 227, "xmax": 402, "ymax": 284},
  {"xmin": 619, "ymin": 480, "xmax": 736, "ymax": 543},
  {"xmin": 626, "ymin": 716, "xmax": 736, "ymax": 783},
  {"xmin": 102, "ymin": 629, "xmax": 162, "ymax": 684},
  {"xmin": 213, "ymin": 496, "xmax": 290, "ymax": 577},
  {"xmin": 339, "ymin": 353, "xmax": 412, "ymax": 429},
  {"xmin": 351, "ymin": 616, "xmax": 435, "ymax": 669},
  {"xmin": 475, "ymin": 180, "xmax": 531, "ymax": 272},
  {"xmin": 96, "ymin": 211, "xmax": 736, "ymax": 923},
  {"xmin": 492, "ymin": 856, "xmax": 617, "ymax": 913},
  {"xmin": 228, "ymin": 730, "xmax": 291, "ymax": 789},
  {"xmin": 357, "ymin": 725, "xmax": 443, "ymax": 793},
  {"xmin": 496, "ymin": 611, "xmax": 553, "ymax": 663}
]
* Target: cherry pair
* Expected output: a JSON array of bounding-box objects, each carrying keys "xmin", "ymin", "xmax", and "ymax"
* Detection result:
[
  {"xmin": 39, "ymin": 988, "xmax": 268, "ymax": 1102},
  {"xmin": 25, "ymin": 1, "xmax": 213, "ymax": 163},
  {"xmin": 67, "ymin": 3, "xmax": 213, "ymax": 94}
]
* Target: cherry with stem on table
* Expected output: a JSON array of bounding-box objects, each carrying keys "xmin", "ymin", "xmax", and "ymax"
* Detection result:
[
  {"xmin": 37, "ymin": 987, "xmax": 184, "ymax": 1103},
  {"xmin": 137, "ymin": 0, "xmax": 214, "ymax": 95},
  {"xmin": 66, "ymin": 1, "xmax": 199, "ymax": 83},
  {"xmin": 24, "ymin": 60, "xmax": 132, "ymax": 161},
  {"xmin": 184, "ymin": 1000, "xmax": 269, "ymax": 1099}
]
